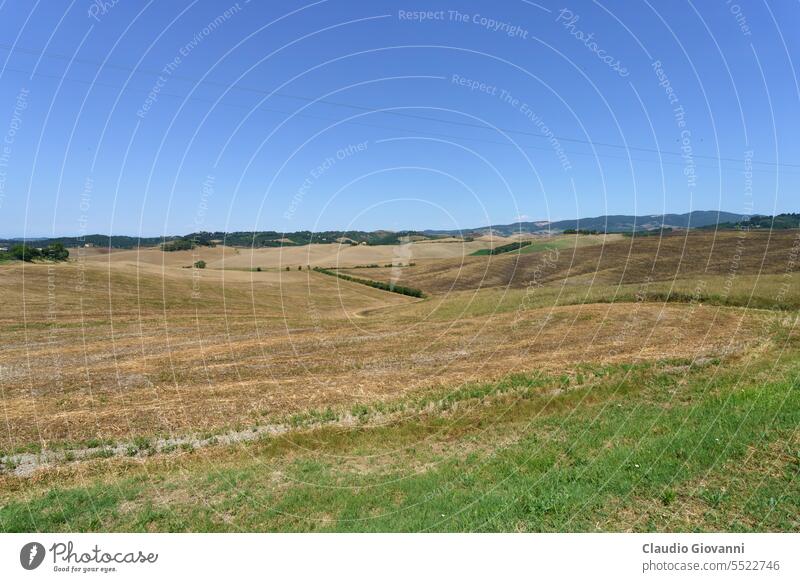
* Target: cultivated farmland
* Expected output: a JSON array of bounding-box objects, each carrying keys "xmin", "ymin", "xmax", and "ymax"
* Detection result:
[{"xmin": 1, "ymin": 230, "xmax": 798, "ymax": 532}]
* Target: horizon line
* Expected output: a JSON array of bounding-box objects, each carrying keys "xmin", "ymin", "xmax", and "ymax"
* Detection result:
[{"xmin": 0, "ymin": 209, "xmax": 783, "ymax": 240}]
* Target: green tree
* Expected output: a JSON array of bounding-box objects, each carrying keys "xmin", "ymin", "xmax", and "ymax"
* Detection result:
[
  {"xmin": 194, "ymin": 260, "xmax": 206, "ymax": 269},
  {"xmin": 43, "ymin": 242, "xmax": 69, "ymax": 261},
  {"xmin": 10, "ymin": 244, "xmax": 42, "ymax": 262},
  {"xmin": 161, "ymin": 239, "xmax": 195, "ymax": 252}
]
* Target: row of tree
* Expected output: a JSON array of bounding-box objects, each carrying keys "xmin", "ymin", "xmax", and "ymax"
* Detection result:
[
  {"xmin": 562, "ymin": 229, "xmax": 599, "ymax": 235},
  {"xmin": 313, "ymin": 267, "xmax": 425, "ymax": 298},
  {"xmin": 487, "ymin": 240, "xmax": 532, "ymax": 255}
]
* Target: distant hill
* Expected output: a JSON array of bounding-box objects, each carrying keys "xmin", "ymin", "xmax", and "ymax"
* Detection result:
[
  {"xmin": 0, "ymin": 234, "xmax": 174, "ymax": 249},
  {"xmin": 429, "ymin": 210, "xmax": 748, "ymax": 237},
  {"xmin": 699, "ymin": 213, "xmax": 800, "ymax": 230},
  {"xmin": 0, "ymin": 230, "xmax": 440, "ymax": 250},
  {"xmin": 4, "ymin": 211, "xmax": 794, "ymax": 250}
]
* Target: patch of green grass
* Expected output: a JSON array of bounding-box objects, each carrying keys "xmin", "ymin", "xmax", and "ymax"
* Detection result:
[
  {"xmin": 3, "ymin": 442, "xmax": 43, "ymax": 456},
  {"xmin": 288, "ymin": 407, "xmax": 340, "ymax": 428},
  {"xmin": 350, "ymin": 404, "xmax": 370, "ymax": 422},
  {"xmin": 83, "ymin": 438, "xmax": 114, "ymax": 450},
  {"xmin": 132, "ymin": 436, "xmax": 152, "ymax": 452},
  {"xmin": 0, "ymin": 485, "xmax": 139, "ymax": 532},
  {"xmin": 0, "ymin": 458, "xmax": 19, "ymax": 472}
]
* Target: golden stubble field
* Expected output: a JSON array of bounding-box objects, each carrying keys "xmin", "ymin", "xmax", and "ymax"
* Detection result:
[
  {"xmin": 0, "ymin": 230, "xmax": 792, "ymax": 451},
  {"xmin": 78, "ymin": 235, "xmax": 495, "ymax": 271},
  {"xmin": 340, "ymin": 230, "xmax": 800, "ymax": 293}
]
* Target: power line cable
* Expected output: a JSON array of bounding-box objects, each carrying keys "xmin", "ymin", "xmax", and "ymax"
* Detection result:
[
  {"xmin": 2, "ymin": 42, "xmax": 798, "ymax": 170},
  {"xmin": 6, "ymin": 63, "xmax": 796, "ymax": 176}
]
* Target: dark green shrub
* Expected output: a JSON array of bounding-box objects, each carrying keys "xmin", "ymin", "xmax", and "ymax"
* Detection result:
[
  {"xmin": 161, "ymin": 239, "xmax": 195, "ymax": 251},
  {"xmin": 42, "ymin": 242, "xmax": 69, "ymax": 261},
  {"xmin": 10, "ymin": 244, "xmax": 42, "ymax": 261}
]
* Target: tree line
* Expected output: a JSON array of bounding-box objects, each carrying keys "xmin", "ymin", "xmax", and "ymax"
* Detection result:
[
  {"xmin": 0, "ymin": 243, "xmax": 69, "ymax": 262},
  {"xmin": 313, "ymin": 267, "xmax": 425, "ymax": 298}
]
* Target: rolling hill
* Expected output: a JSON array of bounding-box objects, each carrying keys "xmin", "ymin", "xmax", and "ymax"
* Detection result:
[{"xmin": 2, "ymin": 211, "xmax": 787, "ymax": 251}]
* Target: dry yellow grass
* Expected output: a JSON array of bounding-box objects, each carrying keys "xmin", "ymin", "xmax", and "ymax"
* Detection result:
[
  {"xmin": 2, "ymin": 230, "xmax": 797, "ymax": 536},
  {"xmin": 80, "ymin": 238, "xmax": 498, "ymax": 272},
  {"xmin": 342, "ymin": 230, "xmax": 800, "ymax": 294},
  {"xmin": 0, "ymin": 248, "xmax": 772, "ymax": 450},
  {"xmin": 80, "ymin": 232, "xmax": 616, "ymax": 272}
]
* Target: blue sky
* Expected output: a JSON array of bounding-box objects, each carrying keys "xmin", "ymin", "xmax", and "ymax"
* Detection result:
[{"xmin": 0, "ymin": 0, "xmax": 797, "ymax": 237}]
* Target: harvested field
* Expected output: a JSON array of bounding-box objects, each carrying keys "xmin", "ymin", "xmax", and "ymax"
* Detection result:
[
  {"xmin": 340, "ymin": 230, "xmax": 800, "ymax": 294},
  {"xmin": 78, "ymin": 233, "xmax": 615, "ymax": 273},
  {"xmin": 0, "ymin": 254, "xmax": 774, "ymax": 450},
  {"xmin": 80, "ymin": 239, "xmax": 498, "ymax": 272},
  {"xmin": 3, "ymin": 0, "xmax": 799, "ymax": 539},
  {"xmin": 1, "ymin": 227, "xmax": 798, "ymax": 533}
]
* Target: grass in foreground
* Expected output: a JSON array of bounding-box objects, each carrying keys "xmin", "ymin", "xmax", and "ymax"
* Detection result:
[{"xmin": 2, "ymin": 344, "xmax": 798, "ymax": 532}]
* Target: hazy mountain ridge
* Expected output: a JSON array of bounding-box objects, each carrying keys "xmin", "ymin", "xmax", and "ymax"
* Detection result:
[
  {"xmin": 431, "ymin": 210, "xmax": 748, "ymax": 236},
  {"xmin": 2, "ymin": 211, "xmax": 784, "ymax": 249}
]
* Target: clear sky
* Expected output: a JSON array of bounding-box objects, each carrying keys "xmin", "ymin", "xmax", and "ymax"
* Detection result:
[{"xmin": 0, "ymin": 0, "xmax": 797, "ymax": 237}]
